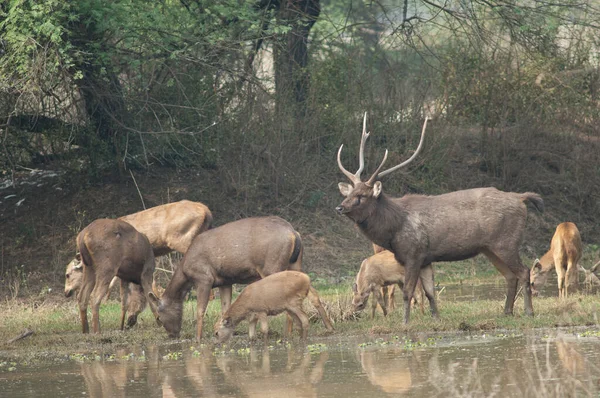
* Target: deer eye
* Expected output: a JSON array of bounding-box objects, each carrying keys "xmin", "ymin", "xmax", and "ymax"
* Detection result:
[{"xmin": 66, "ymin": 274, "xmax": 70, "ymax": 279}]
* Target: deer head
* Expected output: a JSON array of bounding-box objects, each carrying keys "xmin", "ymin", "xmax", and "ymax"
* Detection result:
[{"xmin": 335, "ymin": 113, "xmax": 428, "ymax": 223}]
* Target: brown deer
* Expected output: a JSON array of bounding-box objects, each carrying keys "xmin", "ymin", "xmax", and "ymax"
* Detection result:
[
  {"xmin": 530, "ymin": 222, "xmax": 582, "ymax": 298},
  {"xmin": 65, "ymin": 200, "xmax": 213, "ymax": 327},
  {"xmin": 148, "ymin": 216, "xmax": 333, "ymax": 340},
  {"xmin": 336, "ymin": 114, "xmax": 543, "ymax": 323},
  {"xmin": 371, "ymin": 244, "xmax": 424, "ymax": 313},
  {"xmin": 75, "ymin": 219, "xmax": 160, "ymax": 333},
  {"xmin": 352, "ymin": 250, "xmax": 430, "ymax": 318},
  {"xmin": 215, "ymin": 271, "xmax": 333, "ymax": 342}
]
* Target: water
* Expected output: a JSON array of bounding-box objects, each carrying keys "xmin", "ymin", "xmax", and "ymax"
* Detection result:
[{"xmin": 2, "ymin": 331, "xmax": 600, "ymax": 397}]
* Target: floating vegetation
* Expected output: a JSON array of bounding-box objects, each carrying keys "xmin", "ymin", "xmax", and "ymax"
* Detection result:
[
  {"xmin": 307, "ymin": 343, "xmax": 327, "ymax": 353},
  {"xmin": 163, "ymin": 351, "xmax": 183, "ymax": 360}
]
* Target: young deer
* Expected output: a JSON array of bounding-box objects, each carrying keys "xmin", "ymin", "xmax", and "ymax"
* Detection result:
[
  {"xmin": 214, "ymin": 271, "xmax": 333, "ymax": 342},
  {"xmin": 352, "ymin": 250, "xmax": 431, "ymax": 318},
  {"xmin": 530, "ymin": 222, "xmax": 582, "ymax": 298},
  {"xmin": 337, "ymin": 114, "xmax": 543, "ymax": 323}
]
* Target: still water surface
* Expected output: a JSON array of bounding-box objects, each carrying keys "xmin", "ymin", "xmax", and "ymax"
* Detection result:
[
  {"xmin": 2, "ymin": 282, "xmax": 600, "ymax": 397},
  {"xmin": 2, "ymin": 331, "xmax": 600, "ymax": 397}
]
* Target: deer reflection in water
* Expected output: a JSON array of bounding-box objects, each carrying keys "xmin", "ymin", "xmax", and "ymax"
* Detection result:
[
  {"xmin": 216, "ymin": 346, "xmax": 329, "ymax": 398},
  {"xmin": 358, "ymin": 347, "xmax": 418, "ymax": 395}
]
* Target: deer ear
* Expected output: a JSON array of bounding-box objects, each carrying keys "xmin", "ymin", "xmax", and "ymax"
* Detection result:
[
  {"xmin": 148, "ymin": 292, "xmax": 160, "ymax": 307},
  {"xmin": 352, "ymin": 282, "xmax": 358, "ymax": 293},
  {"xmin": 532, "ymin": 259, "xmax": 542, "ymax": 271},
  {"xmin": 372, "ymin": 181, "xmax": 382, "ymax": 198},
  {"xmin": 338, "ymin": 182, "xmax": 353, "ymax": 196},
  {"xmin": 75, "ymin": 253, "xmax": 81, "ymax": 261}
]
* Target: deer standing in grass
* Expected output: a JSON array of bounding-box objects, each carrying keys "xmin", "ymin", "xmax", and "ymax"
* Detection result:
[
  {"xmin": 336, "ymin": 114, "xmax": 543, "ymax": 324},
  {"xmin": 75, "ymin": 219, "xmax": 160, "ymax": 333},
  {"xmin": 215, "ymin": 271, "xmax": 332, "ymax": 342},
  {"xmin": 530, "ymin": 222, "xmax": 582, "ymax": 298},
  {"xmin": 149, "ymin": 216, "xmax": 333, "ymax": 340},
  {"xmin": 353, "ymin": 250, "xmax": 430, "ymax": 318}
]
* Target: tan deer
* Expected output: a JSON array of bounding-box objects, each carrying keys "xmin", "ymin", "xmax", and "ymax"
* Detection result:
[
  {"xmin": 215, "ymin": 271, "xmax": 333, "ymax": 342},
  {"xmin": 353, "ymin": 250, "xmax": 430, "ymax": 318},
  {"xmin": 530, "ymin": 222, "xmax": 582, "ymax": 298},
  {"xmin": 65, "ymin": 200, "xmax": 212, "ymax": 327},
  {"xmin": 148, "ymin": 216, "xmax": 333, "ymax": 340},
  {"xmin": 336, "ymin": 113, "xmax": 543, "ymax": 323}
]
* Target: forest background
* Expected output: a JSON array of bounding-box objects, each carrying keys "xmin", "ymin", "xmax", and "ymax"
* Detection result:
[{"xmin": 1, "ymin": 0, "xmax": 600, "ymax": 299}]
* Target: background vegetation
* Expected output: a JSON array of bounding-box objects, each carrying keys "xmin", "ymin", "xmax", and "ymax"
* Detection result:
[{"xmin": 2, "ymin": 0, "xmax": 600, "ymax": 298}]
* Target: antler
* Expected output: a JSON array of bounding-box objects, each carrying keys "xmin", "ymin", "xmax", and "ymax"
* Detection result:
[
  {"xmin": 337, "ymin": 113, "xmax": 370, "ymax": 184},
  {"xmin": 376, "ymin": 117, "xmax": 429, "ymax": 179}
]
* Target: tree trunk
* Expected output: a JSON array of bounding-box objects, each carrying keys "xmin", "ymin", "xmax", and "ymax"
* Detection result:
[{"xmin": 273, "ymin": 0, "xmax": 320, "ymax": 123}]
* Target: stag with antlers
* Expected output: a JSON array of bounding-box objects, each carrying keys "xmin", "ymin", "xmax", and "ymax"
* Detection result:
[{"xmin": 336, "ymin": 114, "xmax": 544, "ymax": 324}]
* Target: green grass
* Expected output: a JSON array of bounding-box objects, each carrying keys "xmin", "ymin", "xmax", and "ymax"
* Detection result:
[{"xmin": 1, "ymin": 270, "xmax": 600, "ymax": 362}]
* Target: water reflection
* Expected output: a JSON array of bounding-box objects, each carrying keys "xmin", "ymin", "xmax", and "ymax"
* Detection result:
[
  {"xmin": 216, "ymin": 347, "xmax": 329, "ymax": 398},
  {"xmin": 2, "ymin": 334, "xmax": 600, "ymax": 397}
]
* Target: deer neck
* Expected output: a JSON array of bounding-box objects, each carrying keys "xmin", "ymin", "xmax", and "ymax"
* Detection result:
[
  {"xmin": 162, "ymin": 266, "xmax": 193, "ymax": 303},
  {"xmin": 224, "ymin": 302, "xmax": 247, "ymax": 326},
  {"xmin": 538, "ymin": 250, "xmax": 555, "ymax": 271},
  {"xmin": 357, "ymin": 193, "xmax": 408, "ymax": 250}
]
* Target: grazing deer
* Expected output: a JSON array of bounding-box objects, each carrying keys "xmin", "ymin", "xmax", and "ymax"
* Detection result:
[
  {"xmin": 215, "ymin": 271, "xmax": 333, "ymax": 342},
  {"xmin": 336, "ymin": 114, "xmax": 543, "ymax": 323},
  {"xmin": 75, "ymin": 219, "xmax": 160, "ymax": 333},
  {"xmin": 65, "ymin": 200, "xmax": 213, "ymax": 327},
  {"xmin": 352, "ymin": 250, "xmax": 430, "ymax": 318},
  {"xmin": 148, "ymin": 216, "xmax": 333, "ymax": 340},
  {"xmin": 530, "ymin": 222, "xmax": 582, "ymax": 298}
]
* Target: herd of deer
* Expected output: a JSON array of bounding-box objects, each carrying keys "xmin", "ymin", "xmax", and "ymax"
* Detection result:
[{"xmin": 63, "ymin": 113, "xmax": 591, "ymax": 342}]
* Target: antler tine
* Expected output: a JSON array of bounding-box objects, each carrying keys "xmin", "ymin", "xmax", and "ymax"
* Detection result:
[
  {"xmin": 337, "ymin": 145, "xmax": 361, "ymax": 184},
  {"xmin": 355, "ymin": 112, "xmax": 370, "ymax": 178},
  {"xmin": 366, "ymin": 150, "xmax": 388, "ymax": 186},
  {"xmin": 377, "ymin": 117, "xmax": 429, "ymax": 179}
]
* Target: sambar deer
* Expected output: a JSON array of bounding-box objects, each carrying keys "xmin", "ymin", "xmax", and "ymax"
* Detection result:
[
  {"xmin": 65, "ymin": 200, "xmax": 213, "ymax": 327},
  {"xmin": 336, "ymin": 114, "xmax": 543, "ymax": 323},
  {"xmin": 75, "ymin": 219, "xmax": 160, "ymax": 333},
  {"xmin": 530, "ymin": 222, "xmax": 582, "ymax": 298},
  {"xmin": 371, "ymin": 244, "xmax": 424, "ymax": 313},
  {"xmin": 352, "ymin": 250, "xmax": 430, "ymax": 318},
  {"xmin": 148, "ymin": 216, "xmax": 334, "ymax": 340},
  {"xmin": 215, "ymin": 271, "xmax": 333, "ymax": 342}
]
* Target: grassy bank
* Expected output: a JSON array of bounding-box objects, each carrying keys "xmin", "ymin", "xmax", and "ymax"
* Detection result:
[{"xmin": 2, "ymin": 270, "xmax": 600, "ymax": 360}]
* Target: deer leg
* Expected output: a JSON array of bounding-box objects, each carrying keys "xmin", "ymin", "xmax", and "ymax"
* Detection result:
[
  {"xmin": 402, "ymin": 263, "xmax": 421, "ymax": 325},
  {"xmin": 288, "ymin": 307, "xmax": 309, "ymax": 340},
  {"xmin": 77, "ymin": 281, "xmax": 94, "ymax": 334},
  {"xmin": 90, "ymin": 277, "xmax": 112, "ymax": 334},
  {"xmin": 388, "ymin": 285, "xmax": 396, "ymax": 312},
  {"xmin": 308, "ymin": 286, "xmax": 334, "ymax": 331},
  {"xmin": 371, "ymin": 290, "xmax": 378, "ymax": 319},
  {"xmin": 484, "ymin": 249, "xmax": 533, "ymax": 316},
  {"xmin": 381, "ymin": 286, "xmax": 389, "ymax": 313},
  {"xmin": 259, "ymin": 313, "xmax": 269, "ymax": 342},
  {"xmin": 555, "ymin": 262, "xmax": 566, "ymax": 299},
  {"xmin": 140, "ymin": 254, "xmax": 161, "ymax": 325},
  {"xmin": 566, "ymin": 261, "xmax": 579, "ymax": 297},
  {"xmin": 248, "ymin": 313, "xmax": 258, "ymax": 341},
  {"xmin": 419, "ymin": 265, "xmax": 438, "ymax": 318},
  {"xmin": 374, "ymin": 288, "xmax": 387, "ymax": 317},
  {"xmin": 195, "ymin": 282, "xmax": 213, "ymax": 341},
  {"xmin": 119, "ymin": 279, "xmax": 129, "ymax": 331},
  {"xmin": 219, "ymin": 285, "xmax": 232, "ymax": 314}
]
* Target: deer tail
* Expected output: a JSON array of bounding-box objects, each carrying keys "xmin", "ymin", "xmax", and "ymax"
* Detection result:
[
  {"xmin": 289, "ymin": 231, "xmax": 303, "ymax": 265},
  {"xmin": 520, "ymin": 192, "xmax": 544, "ymax": 213},
  {"xmin": 77, "ymin": 234, "xmax": 93, "ymax": 268}
]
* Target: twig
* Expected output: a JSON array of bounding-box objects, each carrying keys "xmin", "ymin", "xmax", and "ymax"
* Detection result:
[
  {"xmin": 6, "ymin": 328, "xmax": 34, "ymax": 344},
  {"xmin": 155, "ymin": 267, "xmax": 174, "ymax": 274},
  {"xmin": 129, "ymin": 170, "xmax": 146, "ymax": 210}
]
